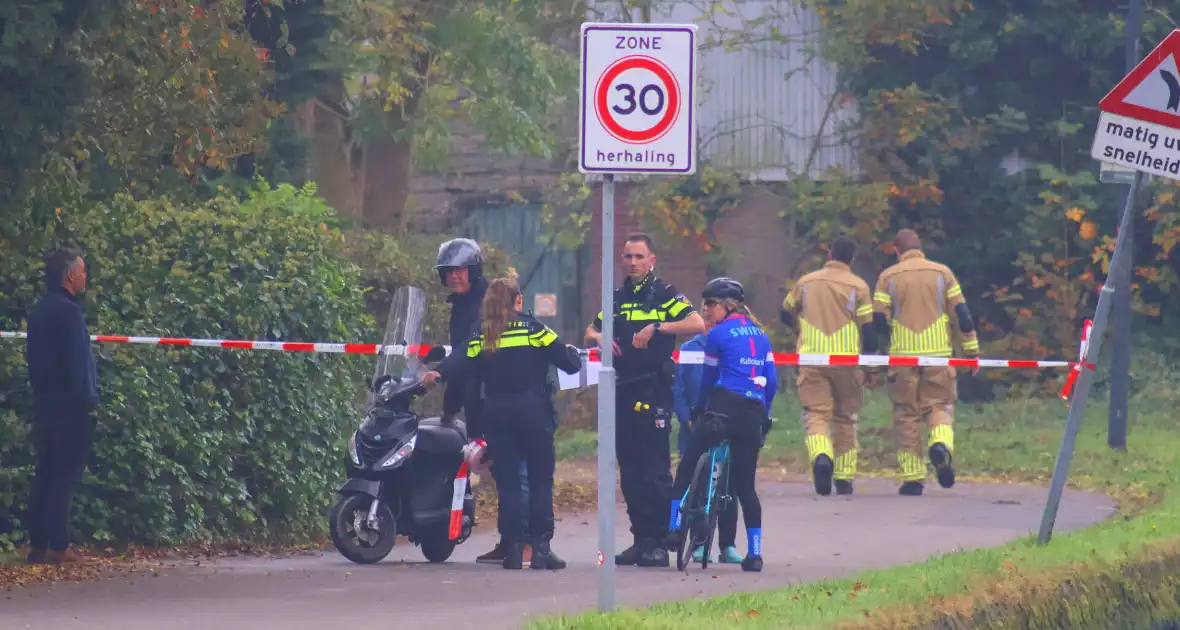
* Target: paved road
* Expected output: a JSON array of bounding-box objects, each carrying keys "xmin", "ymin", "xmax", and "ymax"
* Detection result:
[{"xmin": 1, "ymin": 478, "xmax": 1115, "ymax": 630}]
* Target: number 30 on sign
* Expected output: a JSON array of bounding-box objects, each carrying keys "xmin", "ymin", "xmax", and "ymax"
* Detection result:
[{"xmin": 578, "ymin": 23, "xmax": 698, "ymax": 175}]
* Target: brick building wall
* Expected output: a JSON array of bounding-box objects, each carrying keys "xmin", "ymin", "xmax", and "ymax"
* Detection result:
[{"xmin": 711, "ymin": 187, "xmax": 800, "ymax": 328}]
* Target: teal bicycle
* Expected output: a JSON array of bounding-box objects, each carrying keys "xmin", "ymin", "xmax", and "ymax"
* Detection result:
[{"xmin": 671, "ymin": 417, "xmax": 733, "ymax": 571}]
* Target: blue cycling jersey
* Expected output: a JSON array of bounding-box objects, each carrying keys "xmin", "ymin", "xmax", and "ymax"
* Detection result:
[{"xmin": 700, "ymin": 313, "xmax": 777, "ymax": 413}]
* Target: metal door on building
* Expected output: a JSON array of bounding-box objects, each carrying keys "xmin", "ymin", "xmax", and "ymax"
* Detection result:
[{"xmin": 461, "ymin": 202, "xmax": 586, "ymax": 342}]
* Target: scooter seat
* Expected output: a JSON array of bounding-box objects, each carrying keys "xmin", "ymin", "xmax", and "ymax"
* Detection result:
[{"xmin": 417, "ymin": 417, "xmax": 468, "ymax": 454}]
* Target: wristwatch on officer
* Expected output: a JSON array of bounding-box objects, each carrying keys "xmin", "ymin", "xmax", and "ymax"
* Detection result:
[{"xmin": 653, "ymin": 322, "xmax": 661, "ymax": 334}]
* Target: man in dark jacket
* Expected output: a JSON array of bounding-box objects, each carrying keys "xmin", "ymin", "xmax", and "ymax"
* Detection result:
[
  {"xmin": 422, "ymin": 238, "xmax": 531, "ymax": 566},
  {"xmin": 24, "ymin": 247, "xmax": 98, "ymax": 565}
]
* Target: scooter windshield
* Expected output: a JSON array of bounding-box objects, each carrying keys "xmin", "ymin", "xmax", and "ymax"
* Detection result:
[{"xmin": 369, "ymin": 285, "xmax": 428, "ymax": 407}]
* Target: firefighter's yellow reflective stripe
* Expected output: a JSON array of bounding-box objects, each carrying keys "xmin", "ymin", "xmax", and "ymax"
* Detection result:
[
  {"xmin": 888, "ymin": 314, "xmax": 952, "ymax": 357},
  {"xmin": 946, "ymin": 284, "xmax": 963, "ymax": 300},
  {"xmin": 929, "ymin": 424, "xmax": 954, "ymax": 453},
  {"xmin": 805, "ymin": 434, "xmax": 834, "ymax": 464},
  {"xmin": 529, "ymin": 327, "xmax": 557, "ymax": 346},
  {"xmin": 798, "ymin": 319, "xmax": 860, "ymax": 354},
  {"xmin": 898, "ymin": 451, "xmax": 925, "ymax": 482},
  {"xmin": 962, "ymin": 337, "xmax": 979, "ymax": 353},
  {"xmin": 834, "ymin": 450, "xmax": 858, "ymax": 481},
  {"xmin": 874, "ymin": 291, "xmax": 892, "ymax": 305},
  {"xmin": 855, "ymin": 303, "xmax": 873, "ymax": 318}
]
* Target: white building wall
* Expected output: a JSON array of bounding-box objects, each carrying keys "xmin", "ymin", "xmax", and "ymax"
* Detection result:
[{"xmin": 591, "ymin": 0, "xmax": 860, "ymax": 181}]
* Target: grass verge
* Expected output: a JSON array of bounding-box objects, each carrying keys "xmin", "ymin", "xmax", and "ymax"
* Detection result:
[{"xmin": 536, "ymin": 386, "xmax": 1180, "ymax": 629}]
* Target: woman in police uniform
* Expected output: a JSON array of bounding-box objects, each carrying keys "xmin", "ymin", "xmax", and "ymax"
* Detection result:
[{"xmin": 462, "ymin": 277, "xmax": 582, "ymax": 570}]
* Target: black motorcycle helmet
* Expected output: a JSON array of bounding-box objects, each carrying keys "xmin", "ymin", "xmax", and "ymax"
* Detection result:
[
  {"xmin": 434, "ymin": 238, "xmax": 484, "ymax": 287},
  {"xmin": 701, "ymin": 277, "xmax": 745, "ymax": 302}
]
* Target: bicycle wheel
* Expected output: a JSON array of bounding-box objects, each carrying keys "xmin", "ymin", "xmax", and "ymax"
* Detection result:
[
  {"xmin": 676, "ymin": 454, "xmax": 712, "ymax": 571},
  {"xmin": 702, "ymin": 445, "xmax": 734, "ymax": 570},
  {"xmin": 701, "ymin": 498, "xmax": 719, "ymax": 570}
]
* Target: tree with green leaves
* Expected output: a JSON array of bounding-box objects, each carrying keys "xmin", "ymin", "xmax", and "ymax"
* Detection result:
[{"xmin": 329, "ymin": 0, "xmax": 583, "ymax": 229}]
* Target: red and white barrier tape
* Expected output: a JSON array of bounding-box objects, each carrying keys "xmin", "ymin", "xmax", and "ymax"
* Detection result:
[
  {"xmin": 1059, "ymin": 319, "xmax": 1094, "ymax": 404},
  {"xmin": 0, "ymin": 330, "xmax": 1082, "ymax": 369},
  {"xmin": 0, "ymin": 331, "xmax": 436, "ymax": 357}
]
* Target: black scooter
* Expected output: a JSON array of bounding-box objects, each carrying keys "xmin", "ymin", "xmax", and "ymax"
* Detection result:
[{"xmin": 328, "ymin": 346, "xmax": 477, "ymax": 564}]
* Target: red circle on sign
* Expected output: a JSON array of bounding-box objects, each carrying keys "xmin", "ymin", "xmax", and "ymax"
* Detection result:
[{"xmin": 593, "ymin": 55, "xmax": 681, "ymax": 144}]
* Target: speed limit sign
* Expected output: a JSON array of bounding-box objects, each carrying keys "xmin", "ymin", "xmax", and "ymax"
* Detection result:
[{"xmin": 578, "ymin": 23, "xmax": 697, "ymax": 175}]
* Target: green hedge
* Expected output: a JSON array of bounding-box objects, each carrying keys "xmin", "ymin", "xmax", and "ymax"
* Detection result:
[{"xmin": 0, "ymin": 183, "xmax": 383, "ymax": 549}]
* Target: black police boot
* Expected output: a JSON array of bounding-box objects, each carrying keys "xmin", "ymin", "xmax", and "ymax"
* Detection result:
[
  {"xmin": 812, "ymin": 454, "xmax": 834, "ymax": 496},
  {"xmin": 501, "ymin": 542, "xmax": 525, "ymax": 570},
  {"xmin": 899, "ymin": 481, "xmax": 924, "ymax": 496},
  {"xmin": 834, "ymin": 479, "xmax": 854, "ymax": 496},
  {"xmin": 531, "ymin": 542, "xmax": 567, "ymax": 571},
  {"xmin": 616, "ymin": 539, "xmax": 642, "ymax": 566},
  {"xmin": 741, "ymin": 555, "xmax": 763, "ymax": 572},
  {"xmin": 929, "ymin": 443, "xmax": 955, "ymax": 489},
  {"xmin": 636, "ymin": 539, "xmax": 670, "ymax": 568}
]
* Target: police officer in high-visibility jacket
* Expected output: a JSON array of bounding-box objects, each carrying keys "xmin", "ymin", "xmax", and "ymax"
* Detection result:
[
  {"xmin": 780, "ymin": 236, "xmax": 876, "ymax": 497},
  {"xmin": 872, "ymin": 229, "xmax": 980, "ymax": 496},
  {"xmin": 462, "ymin": 277, "xmax": 582, "ymax": 570},
  {"xmin": 584, "ymin": 232, "xmax": 706, "ymax": 568}
]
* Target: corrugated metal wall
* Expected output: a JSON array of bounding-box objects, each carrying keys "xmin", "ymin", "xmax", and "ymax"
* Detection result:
[{"xmin": 591, "ymin": 0, "xmax": 859, "ymax": 180}]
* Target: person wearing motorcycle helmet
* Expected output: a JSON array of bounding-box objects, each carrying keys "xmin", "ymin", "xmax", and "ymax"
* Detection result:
[
  {"xmin": 666, "ymin": 277, "xmax": 775, "ymax": 573},
  {"xmin": 459, "ymin": 277, "xmax": 582, "ymax": 570},
  {"xmin": 422, "ymin": 237, "xmax": 532, "ymax": 566}
]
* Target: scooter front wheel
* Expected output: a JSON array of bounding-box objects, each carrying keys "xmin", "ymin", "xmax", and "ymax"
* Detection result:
[
  {"xmin": 420, "ymin": 533, "xmax": 456, "ymax": 563},
  {"xmin": 329, "ymin": 493, "xmax": 397, "ymax": 564}
]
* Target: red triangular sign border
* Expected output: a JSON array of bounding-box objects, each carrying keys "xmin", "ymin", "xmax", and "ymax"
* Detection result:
[{"xmin": 1101, "ymin": 29, "xmax": 1180, "ymax": 129}]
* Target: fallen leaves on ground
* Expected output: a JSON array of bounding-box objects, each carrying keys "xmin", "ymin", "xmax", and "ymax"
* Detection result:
[{"xmin": 471, "ymin": 475, "xmax": 604, "ymax": 524}]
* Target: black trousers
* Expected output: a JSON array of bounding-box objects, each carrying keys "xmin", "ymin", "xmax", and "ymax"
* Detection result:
[
  {"xmin": 27, "ymin": 414, "xmax": 96, "ymax": 552},
  {"xmin": 671, "ymin": 388, "xmax": 763, "ymax": 531},
  {"xmin": 486, "ymin": 399, "xmax": 556, "ymax": 547},
  {"xmin": 617, "ymin": 380, "xmax": 674, "ymax": 542}
]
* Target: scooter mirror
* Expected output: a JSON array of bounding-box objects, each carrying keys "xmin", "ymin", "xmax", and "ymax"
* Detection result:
[{"xmin": 423, "ymin": 345, "xmax": 447, "ymax": 363}]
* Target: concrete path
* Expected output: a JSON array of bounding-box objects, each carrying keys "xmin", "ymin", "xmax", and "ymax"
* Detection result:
[{"xmin": 0, "ymin": 478, "xmax": 1115, "ymax": 630}]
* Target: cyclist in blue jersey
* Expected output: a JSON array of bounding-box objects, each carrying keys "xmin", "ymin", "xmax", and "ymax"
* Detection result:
[{"xmin": 666, "ymin": 277, "xmax": 774, "ymax": 573}]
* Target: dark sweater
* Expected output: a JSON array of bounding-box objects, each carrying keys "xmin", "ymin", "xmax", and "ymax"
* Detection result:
[
  {"xmin": 437, "ymin": 275, "xmax": 488, "ymax": 415},
  {"xmin": 25, "ymin": 288, "xmax": 98, "ymax": 421}
]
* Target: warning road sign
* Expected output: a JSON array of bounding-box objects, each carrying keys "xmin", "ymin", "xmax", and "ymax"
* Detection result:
[
  {"xmin": 578, "ymin": 23, "xmax": 697, "ymax": 175},
  {"xmin": 1091, "ymin": 29, "xmax": 1180, "ymax": 181}
]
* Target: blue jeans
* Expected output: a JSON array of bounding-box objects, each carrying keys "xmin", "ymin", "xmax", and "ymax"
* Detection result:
[{"xmin": 497, "ymin": 459, "xmax": 530, "ymax": 539}]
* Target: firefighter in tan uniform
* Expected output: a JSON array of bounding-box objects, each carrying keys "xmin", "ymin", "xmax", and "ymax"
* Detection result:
[
  {"xmin": 872, "ymin": 229, "xmax": 980, "ymax": 496},
  {"xmin": 780, "ymin": 236, "xmax": 877, "ymax": 497}
]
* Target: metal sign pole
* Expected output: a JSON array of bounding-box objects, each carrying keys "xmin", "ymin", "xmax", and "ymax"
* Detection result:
[
  {"xmin": 1037, "ymin": 169, "xmax": 1142, "ymax": 545},
  {"xmin": 1108, "ymin": 0, "xmax": 1143, "ymax": 451},
  {"xmin": 597, "ymin": 174, "xmax": 617, "ymax": 611}
]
